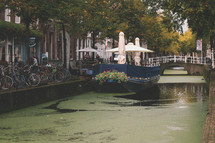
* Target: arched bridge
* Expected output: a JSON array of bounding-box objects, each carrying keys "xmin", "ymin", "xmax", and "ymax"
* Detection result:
[
  {"xmin": 147, "ymin": 55, "xmax": 212, "ymax": 75},
  {"xmin": 160, "ymin": 63, "xmax": 210, "ymax": 75}
]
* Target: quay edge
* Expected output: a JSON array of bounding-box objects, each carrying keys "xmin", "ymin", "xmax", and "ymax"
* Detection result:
[
  {"xmin": 0, "ymin": 79, "xmax": 92, "ymax": 114},
  {"xmin": 202, "ymin": 70, "xmax": 215, "ymax": 143}
]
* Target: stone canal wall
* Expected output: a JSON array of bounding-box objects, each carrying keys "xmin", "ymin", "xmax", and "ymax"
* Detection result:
[
  {"xmin": 202, "ymin": 70, "xmax": 215, "ymax": 143},
  {"xmin": 160, "ymin": 63, "xmax": 210, "ymax": 75},
  {"xmin": 0, "ymin": 80, "xmax": 91, "ymax": 114}
]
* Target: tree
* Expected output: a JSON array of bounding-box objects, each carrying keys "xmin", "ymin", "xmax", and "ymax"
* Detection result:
[
  {"xmin": 81, "ymin": 0, "xmax": 111, "ymax": 48},
  {"xmin": 0, "ymin": 0, "xmax": 5, "ymax": 12},
  {"xmin": 102, "ymin": 0, "xmax": 180, "ymax": 55},
  {"xmin": 162, "ymin": 0, "xmax": 215, "ymax": 51},
  {"xmin": 178, "ymin": 29, "xmax": 196, "ymax": 54},
  {"xmin": 112, "ymin": 0, "xmax": 147, "ymax": 41},
  {"xmin": 4, "ymin": 0, "xmax": 55, "ymax": 64},
  {"xmin": 51, "ymin": 0, "xmax": 85, "ymax": 68},
  {"xmin": 137, "ymin": 15, "xmax": 180, "ymax": 55}
]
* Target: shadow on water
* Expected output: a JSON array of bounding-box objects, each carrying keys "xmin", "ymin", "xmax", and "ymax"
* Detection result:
[
  {"xmin": 43, "ymin": 99, "xmax": 118, "ymax": 114},
  {"xmin": 114, "ymin": 85, "xmax": 169, "ymax": 107},
  {"xmin": 43, "ymin": 82, "xmax": 208, "ymax": 113},
  {"xmin": 43, "ymin": 99, "xmax": 88, "ymax": 113}
]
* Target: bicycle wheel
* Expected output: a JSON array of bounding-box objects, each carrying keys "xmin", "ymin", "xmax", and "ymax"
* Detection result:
[
  {"xmin": 59, "ymin": 68, "xmax": 71, "ymax": 81},
  {"xmin": 1, "ymin": 76, "xmax": 13, "ymax": 90},
  {"xmin": 53, "ymin": 71, "xmax": 64, "ymax": 82},
  {"xmin": 27, "ymin": 73, "xmax": 41, "ymax": 86},
  {"xmin": 39, "ymin": 71, "xmax": 49, "ymax": 81},
  {"xmin": 63, "ymin": 69, "xmax": 71, "ymax": 81},
  {"xmin": 13, "ymin": 75, "xmax": 26, "ymax": 88}
]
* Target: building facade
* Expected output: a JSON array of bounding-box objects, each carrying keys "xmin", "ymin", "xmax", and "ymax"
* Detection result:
[
  {"xmin": 0, "ymin": 8, "xmax": 111, "ymax": 67},
  {"xmin": 0, "ymin": 8, "xmax": 43, "ymax": 64}
]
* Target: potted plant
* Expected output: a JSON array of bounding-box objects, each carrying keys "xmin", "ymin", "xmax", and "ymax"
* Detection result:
[{"xmin": 95, "ymin": 70, "xmax": 128, "ymax": 85}]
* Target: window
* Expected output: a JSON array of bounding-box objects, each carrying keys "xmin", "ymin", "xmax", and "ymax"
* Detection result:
[
  {"xmin": 5, "ymin": 8, "xmax": 11, "ymax": 22},
  {"xmin": 15, "ymin": 16, "xmax": 20, "ymax": 23}
]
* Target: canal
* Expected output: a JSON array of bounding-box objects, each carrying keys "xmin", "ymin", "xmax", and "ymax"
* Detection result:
[{"xmin": 0, "ymin": 68, "xmax": 208, "ymax": 143}]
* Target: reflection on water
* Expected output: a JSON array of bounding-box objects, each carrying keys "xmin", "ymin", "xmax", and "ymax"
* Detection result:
[
  {"xmin": 159, "ymin": 83, "xmax": 207, "ymax": 103},
  {"xmin": 115, "ymin": 84, "xmax": 207, "ymax": 106},
  {"xmin": 0, "ymin": 81, "xmax": 208, "ymax": 143},
  {"xmin": 163, "ymin": 67, "xmax": 188, "ymax": 75}
]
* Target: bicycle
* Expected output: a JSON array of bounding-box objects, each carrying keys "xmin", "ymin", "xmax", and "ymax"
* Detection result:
[
  {"xmin": 21, "ymin": 65, "xmax": 41, "ymax": 87},
  {"xmin": 0, "ymin": 65, "xmax": 13, "ymax": 90},
  {"xmin": 8, "ymin": 65, "xmax": 26, "ymax": 89}
]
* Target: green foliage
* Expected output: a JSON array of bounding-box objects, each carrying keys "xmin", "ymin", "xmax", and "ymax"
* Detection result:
[
  {"xmin": 0, "ymin": 21, "xmax": 42, "ymax": 38},
  {"xmin": 95, "ymin": 70, "xmax": 128, "ymax": 85},
  {"xmin": 2, "ymin": 0, "xmax": 196, "ymax": 56},
  {"xmin": 4, "ymin": 0, "xmax": 56, "ymax": 64},
  {"xmin": 178, "ymin": 29, "xmax": 196, "ymax": 54},
  {"xmin": 0, "ymin": 0, "xmax": 5, "ymax": 13},
  {"xmin": 162, "ymin": 0, "xmax": 215, "ymax": 39},
  {"xmin": 161, "ymin": 0, "xmax": 215, "ymax": 53}
]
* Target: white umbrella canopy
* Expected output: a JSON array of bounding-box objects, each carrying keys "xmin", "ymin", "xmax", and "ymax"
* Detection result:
[
  {"xmin": 125, "ymin": 43, "xmax": 154, "ymax": 52},
  {"xmin": 77, "ymin": 47, "xmax": 98, "ymax": 53},
  {"xmin": 107, "ymin": 42, "xmax": 154, "ymax": 53},
  {"xmin": 107, "ymin": 47, "xmax": 119, "ymax": 52}
]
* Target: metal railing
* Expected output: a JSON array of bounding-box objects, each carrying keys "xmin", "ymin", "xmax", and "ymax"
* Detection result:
[{"xmin": 147, "ymin": 55, "xmax": 212, "ymax": 65}]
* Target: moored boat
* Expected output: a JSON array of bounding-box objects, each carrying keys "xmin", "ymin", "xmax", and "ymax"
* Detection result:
[
  {"xmin": 92, "ymin": 31, "xmax": 160, "ymax": 92},
  {"xmin": 92, "ymin": 64, "xmax": 160, "ymax": 92}
]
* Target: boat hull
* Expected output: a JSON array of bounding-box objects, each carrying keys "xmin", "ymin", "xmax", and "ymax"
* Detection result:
[
  {"xmin": 92, "ymin": 80, "xmax": 128, "ymax": 93},
  {"xmin": 123, "ymin": 76, "xmax": 160, "ymax": 92},
  {"xmin": 92, "ymin": 64, "xmax": 160, "ymax": 93}
]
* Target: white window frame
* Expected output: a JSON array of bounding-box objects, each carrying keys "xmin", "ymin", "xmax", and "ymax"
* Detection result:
[
  {"xmin": 5, "ymin": 8, "xmax": 11, "ymax": 22},
  {"xmin": 15, "ymin": 16, "xmax": 20, "ymax": 24}
]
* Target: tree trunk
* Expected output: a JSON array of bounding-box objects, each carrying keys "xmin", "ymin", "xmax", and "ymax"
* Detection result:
[
  {"xmin": 112, "ymin": 39, "xmax": 115, "ymax": 61},
  {"xmin": 92, "ymin": 31, "xmax": 96, "ymax": 60},
  {"xmin": 62, "ymin": 23, "xmax": 67, "ymax": 68},
  {"xmin": 25, "ymin": 23, "xmax": 30, "ymax": 65},
  {"xmin": 112, "ymin": 39, "xmax": 115, "ymax": 48},
  {"xmin": 210, "ymin": 34, "xmax": 215, "ymax": 51}
]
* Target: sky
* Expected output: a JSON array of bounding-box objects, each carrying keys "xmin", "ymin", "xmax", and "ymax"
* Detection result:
[{"xmin": 182, "ymin": 20, "xmax": 188, "ymax": 33}]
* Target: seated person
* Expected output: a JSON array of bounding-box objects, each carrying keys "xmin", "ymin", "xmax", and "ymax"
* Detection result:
[
  {"xmin": 96, "ymin": 54, "xmax": 100, "ymax": 63},
  {"xmin": 84, "ymin": 52, "xmax": 90, "ymax": 60}
]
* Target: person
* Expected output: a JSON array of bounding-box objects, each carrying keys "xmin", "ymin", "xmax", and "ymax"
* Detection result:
[
  {"xmin": 96, "ymin": 54, "xmax": 100, "ymax": 60},
  {"xmin": 34, "ymin": 54, "xmax": 39, "ymax": 65},
  {"xmin": 84, "ymin": 52, "xmax": 90, "ymax": 60},
  {"xmin": 42, "ymin": 53, "xmax": 48, "ymax": 65},
  {"xmin": 33, "ymin": 56, "xmax": 38, "ymax": 66},
  {"xmin": 110, "ymin": 56, "xmax": 113, "ymax": 63},
  {"xmin": 96, "ymin": 54, "xmax": 100, "ymax": 63},
  {"xmin": 32, "ymin": 56, "xmax": 39, "ymax": 72}
]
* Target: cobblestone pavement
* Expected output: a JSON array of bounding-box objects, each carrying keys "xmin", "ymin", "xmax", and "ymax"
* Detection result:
[{"xmin": 203, "ymin": 71, "xmax": 215, "ymax": 143}]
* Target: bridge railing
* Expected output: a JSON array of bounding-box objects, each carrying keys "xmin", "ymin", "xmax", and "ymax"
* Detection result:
[{"xmin": 147, "ymin": 55, "xmax": 211, "ymax": 65}]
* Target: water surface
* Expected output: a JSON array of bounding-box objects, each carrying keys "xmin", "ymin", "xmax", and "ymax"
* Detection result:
[{"xmin": 0, "ymin": 80, "xmax": 208, "ymax": 143}]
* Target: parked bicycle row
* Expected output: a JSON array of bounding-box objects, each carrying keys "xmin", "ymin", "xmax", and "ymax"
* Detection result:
[{"xmin": 0, "ymin": 64, "xmax": 72, "ymax": 90}]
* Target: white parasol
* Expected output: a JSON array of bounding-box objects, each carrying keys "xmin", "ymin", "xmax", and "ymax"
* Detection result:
[
  {"xmin": 118, "ymin": 32, "xmax": 126, "ymax": 64},
  {"xmin": 134, "ymin": 38, "xmax": 141, "ymax": 66},
  {"xmin": 107, "ymin": 43, "xmax": 154, "ymax": 53},
  {"xmin": 77, "ymin": 47, "xmax": 98, "ymax": 53}
]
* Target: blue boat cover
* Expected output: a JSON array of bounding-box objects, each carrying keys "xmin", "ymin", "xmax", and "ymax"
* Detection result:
[{"xmin": 93, "ymin": 64, "xmax": 160, "ymax": 78}]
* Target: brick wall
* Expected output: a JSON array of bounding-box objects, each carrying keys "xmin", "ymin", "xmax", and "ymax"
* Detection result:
[
  {"xmin": 0, "ymin": 11, "xmax": 4, "ymax": 20},
  {"xmin": 0, "ymin": 10, "xmax": 17, "ymax": 23}
]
